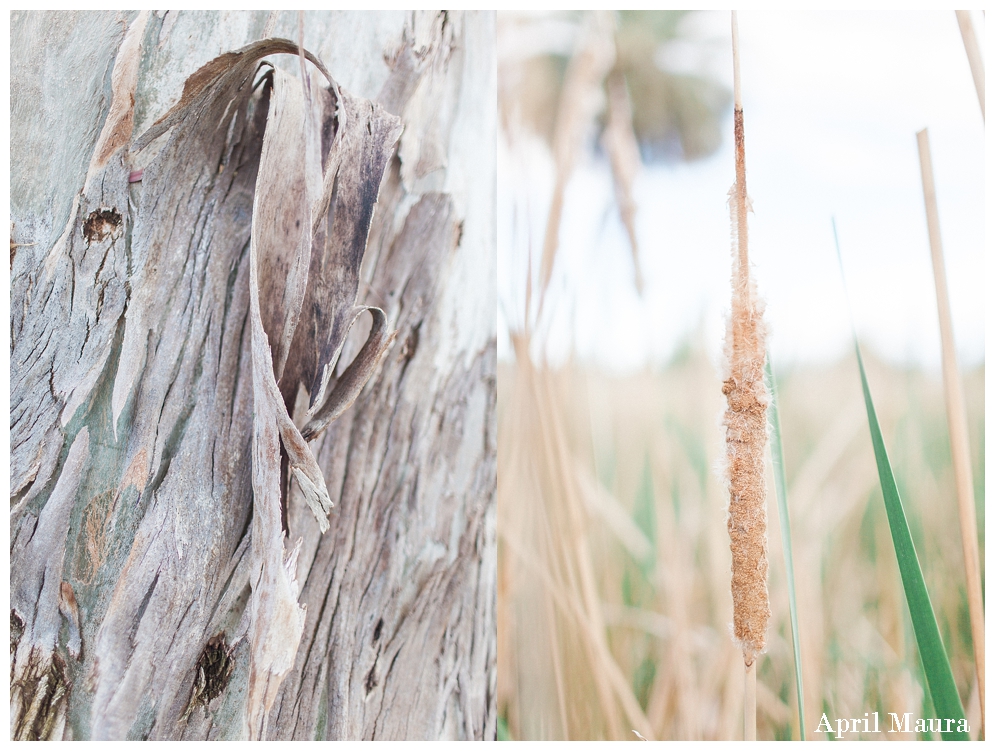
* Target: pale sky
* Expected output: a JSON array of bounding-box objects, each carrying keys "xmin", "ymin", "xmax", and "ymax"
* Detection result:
[{"xmin": 497, "ymin": 10, "xmax": 985, "ymax": 372}]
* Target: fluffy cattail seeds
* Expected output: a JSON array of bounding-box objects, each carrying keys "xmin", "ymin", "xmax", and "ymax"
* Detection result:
[{"xmin": 724, "ymin": 11, "xmax": 770, "ymax": 668}]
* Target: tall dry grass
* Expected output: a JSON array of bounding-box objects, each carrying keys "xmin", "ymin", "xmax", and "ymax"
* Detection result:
[
  {"xmin": 917, "ymin": 127, "xmax": 985, "ymax": 733},
  {"xmin": 498, "ymin": 342, "xmax": 984, "ymax": 740}
]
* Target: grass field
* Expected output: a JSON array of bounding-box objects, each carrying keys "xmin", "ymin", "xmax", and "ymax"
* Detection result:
[{"xmin": 497, "ymin": 341, "xmax": 983, "ymax": 740}]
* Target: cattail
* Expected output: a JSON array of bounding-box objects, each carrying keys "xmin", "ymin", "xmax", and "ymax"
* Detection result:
[{"xmin": 724, "ymin": 11, "xmax": 770, "ymax": 669}]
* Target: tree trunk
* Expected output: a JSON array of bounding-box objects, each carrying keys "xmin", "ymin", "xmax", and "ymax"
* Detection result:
[{"xmin": 10, "ymin": 10, "xmax": 496, "ymax": 741}]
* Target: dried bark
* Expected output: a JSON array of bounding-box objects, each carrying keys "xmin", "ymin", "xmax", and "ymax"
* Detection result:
[{"xmin": 10, "ymin": 10, "xmax": 495, "ymax": 740}]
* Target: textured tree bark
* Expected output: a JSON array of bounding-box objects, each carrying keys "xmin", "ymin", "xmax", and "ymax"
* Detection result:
[{"xmin": 10, "ymin": 10, "xmax": 496, "ymax": 741}]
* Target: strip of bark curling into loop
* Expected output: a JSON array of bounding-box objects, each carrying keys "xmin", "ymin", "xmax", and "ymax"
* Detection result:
[
  {"xmin": 131, "ymin": 38, "xmax": 334, "ymax": 154},
  {"xmin": 243, "ymin": 90, "xmax": 303, "ymax": 743},
  {"xmin": 300, "ymin": 305, "xmax": 396, "ymax": 442},
  {"xmin": 724, "ymin": 12, "xmax": 770, "ymax": 667},
  {"xmin": 242, "ymin": 46, "xmax": 401, "ymax": 737},
  {"xmin": 129, "ymin": 37, "xmax": 395, "ymax": 533},
  {"xmin": 116, "ymin": 39, "xmax": 348, "ymax": 444},
  {"xmin": 246, "ymin": 63, "xmax": 333, "ymax": 528},
  {"xmin": 122, "ymin": 38, "xmax": 401, "ymax": 737}
]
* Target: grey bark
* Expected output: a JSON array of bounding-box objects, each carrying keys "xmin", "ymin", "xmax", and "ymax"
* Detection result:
[{"xmin": 10, "ymin": 10, "xmax": 496, "ymax": 741}]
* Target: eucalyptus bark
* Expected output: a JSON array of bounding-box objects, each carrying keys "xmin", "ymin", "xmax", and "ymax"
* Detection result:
[{"xmin": 10, "ymin": 10, "xmax": 496, "ymax": 740}]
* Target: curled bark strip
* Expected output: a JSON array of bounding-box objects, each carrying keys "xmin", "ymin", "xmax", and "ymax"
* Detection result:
[
  {"xmin": 280, "ymin": 94, "xmax": 403, "ymax": 415},
  {"xmin": 241, "ymin": 41, "xmax": 399, "ymax": 732},
  {"xmin": 116, "ymin": 38, "xmax": 335, "ymax": 436},
  {"xmin": 132, "ymin": 38, "xmax": 332, "ymax": 154},
  {"xmin": 246, "ymin": 276, "xmax": 306, "ymax": 738},
  {"xmin": 246, "ymin": 64, "xmax": 336, "ymax": 532},
  {"xmin": 301, "ymin": 305, "xmax": 395, "ymax": 442},
  {"xmin": 251, "ymin": 67, "xmax": 314, "ymax": 382}
]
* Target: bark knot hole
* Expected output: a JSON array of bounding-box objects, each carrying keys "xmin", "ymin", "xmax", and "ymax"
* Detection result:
[
  {"xmin": 364, "ymin": 665, "xmax": 378, "ymax": 694},
  {"xmin": 190, "ymin": 632, "xmax": 235, "ymax": 710},
  {"xmin": 82, "ymin": 208, "xmax": 123, "ymax": 246}
]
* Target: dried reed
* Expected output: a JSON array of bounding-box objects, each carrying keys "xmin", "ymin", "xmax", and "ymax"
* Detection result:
[
  {"xmin": 499, "ymin": 335, "xmax": 655, "ymax": 740},
  {"xmin": 954, "ymin": 11, "xmax": 985, "ymax": 120},
  {"xmin": 725, "ymin": 12, "xmax": 769, "ymax": 738},
  {"xmin": 537, "ymin": 11, "xmax": 615, "ymax": 315},
  {"xmin": 603, "ymin": 70, "xmax": 644, "ymax": 294},
  {"xmin": 916, "ymin": 128, "xmax": 985, "ymax": 736},
  {"xmin": 498, "ymin": 350, "xmax": 983, "ymax": 740}
]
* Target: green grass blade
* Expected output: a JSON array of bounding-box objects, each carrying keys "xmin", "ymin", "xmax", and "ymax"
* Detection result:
[
  {"xmin": 766, "ymin": 357, "xmax": 806, "ymax": 740},
  {"xmin": 833, "ymin": 220, "xmax": 968, "ymax": 740},
  {"xmin": 853, "ymin": 347, "xmax": 967, "ymax": 739}
]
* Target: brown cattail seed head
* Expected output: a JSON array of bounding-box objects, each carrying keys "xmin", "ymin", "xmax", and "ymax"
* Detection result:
[{"xmin": 724, "ymin": 105, "xmax": 771, "ymax": 665}]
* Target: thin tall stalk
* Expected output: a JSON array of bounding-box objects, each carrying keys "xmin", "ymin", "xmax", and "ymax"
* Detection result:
[
  {"xmin": 916, "ymin": 128, "xmax": 985, "ymax": 737},
  {"xmin": 767, "ymin": 358, "xmax": 807, "ymax": 740},
  {"xmin": 603, "ymin": 70, "xmax": 644, "ymax": 294},
  {"xmin": 725, "ymin": 11, "xmax": 769, "ymax": 740},
  {"xmin": 744, "ymin": 660, "xmax": 757, "ymax": 741},
  {"xmin": 954, "ymin": 11, "xmax": 985, "ymax": 120},
  {"xmin": 537, "ymin": 11, "xmax": 615, "ymax": 317}
]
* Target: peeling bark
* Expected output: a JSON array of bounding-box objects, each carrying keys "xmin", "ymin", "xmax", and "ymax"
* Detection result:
[{"xmin": 10, "ymin": 10, "xmax": 495, "ymax": 740}]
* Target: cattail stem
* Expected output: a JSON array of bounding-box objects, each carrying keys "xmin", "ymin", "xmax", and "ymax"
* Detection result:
[
  {"xmin": 731, "ymin": 12, "xmax": 748, "ymax": 273},
  {"xmin": 916, "ymin": 128, "xmax": 985, "ymax": 738},
  {"xmin": 744, "ymin": 659, "xmax": 757, "ymax": 741}
]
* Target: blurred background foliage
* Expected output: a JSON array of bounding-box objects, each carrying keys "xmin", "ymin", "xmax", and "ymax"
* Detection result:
[{"xmin": 502, "ymin": 10, "xmax": 730, "ymax": 163}]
